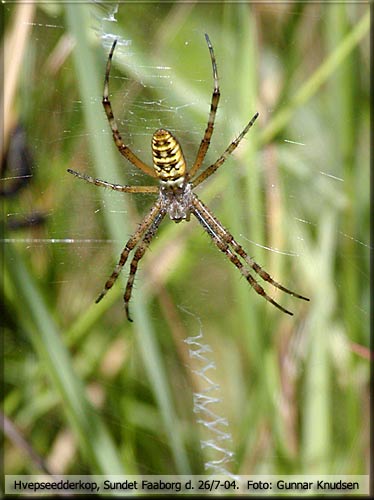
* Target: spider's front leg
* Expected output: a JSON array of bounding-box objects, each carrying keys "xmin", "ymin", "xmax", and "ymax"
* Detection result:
[
  {"xmin": 191, "ymin": 194, "xmax": 308, "ymax": 315},
  {"xmin": 95, "ymin": 200, "xmax": 163, "ymax": 304},
  {"xmin": 193, "ymin": 195, "xmax": 309, "ymax": 303},
  {"xmin": 123, "ymin": 210, "xmax": 166, "ymax": 321}
]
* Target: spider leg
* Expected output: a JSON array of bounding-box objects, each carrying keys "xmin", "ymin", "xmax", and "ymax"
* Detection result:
[
  {"xmin": 95, "ymin": 200, "xmax": 163, "ymax": 304},
  {"xmin": 191, "ymin": 195, "xmax": 309, "ymax": 313},
  {"xmin": 192, "ymin": 196, "xmax": 309, "ymax": 302},
  {"xmin": 192, "ymin": 195, "xmax": 309, "ymax": 302},
  {"xmin": 191, "ymin": 112, "xmax": 259, "ymax": 188},
  {"xmin": 192, "ymin": 201, "xmax": 294, "ymax": 315},
  {"xmin": 231, "ymin": 241, "xmax": 309, "ymax": 300},
  {"xmin": 188, "ymin": 34, "xmax": 220, "ymax": 180},
  {"xmin": 103, "ymin": 40, "xmax": 157, "ymax": 178},
  {"xmin": 67, "ymin": 169, "xmax": 158, "ymax": 193},
  {"xmin": 123, "ymin": 210, "xmax": 166, "ymax": 322}
]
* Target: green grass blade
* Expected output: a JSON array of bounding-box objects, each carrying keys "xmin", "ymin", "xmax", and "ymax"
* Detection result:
[
  {"xmin": 260, "ymin": 9, "xmax": 369, "ymax": 145},
  {"xmin": 5, "ymin": 243, "xmax": 124, "ymax": 474}
]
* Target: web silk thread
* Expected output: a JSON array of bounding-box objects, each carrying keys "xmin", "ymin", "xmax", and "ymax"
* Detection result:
[{"xmin": 184, "ymin": 331, "xmax": 236, "ymax": 475}]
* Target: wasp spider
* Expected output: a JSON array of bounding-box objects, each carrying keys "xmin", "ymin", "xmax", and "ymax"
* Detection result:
[{"xmin": 68, "ymin": 35, "xmax": 309, "ymax": 321}]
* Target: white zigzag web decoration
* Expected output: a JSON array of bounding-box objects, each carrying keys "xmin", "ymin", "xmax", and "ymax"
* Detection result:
[{"xmin": 181, "ymin": 308, "xmax": 238, "ymax": 476}]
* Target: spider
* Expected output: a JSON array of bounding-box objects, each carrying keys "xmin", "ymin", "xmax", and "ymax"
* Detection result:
[{"xmin": 68, "ymin": 35, "xmax": 309, "ymax": 322}]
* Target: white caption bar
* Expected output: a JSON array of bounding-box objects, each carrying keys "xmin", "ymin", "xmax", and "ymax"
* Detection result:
[{"xmin": 5, "ymin": 475, "xmax": 369, "ymax": 496}]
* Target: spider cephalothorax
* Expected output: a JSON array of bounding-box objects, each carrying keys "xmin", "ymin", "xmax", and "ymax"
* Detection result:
[{"xmin": 68, "ymin": 35, "xmax": 309, "ymax": 321}]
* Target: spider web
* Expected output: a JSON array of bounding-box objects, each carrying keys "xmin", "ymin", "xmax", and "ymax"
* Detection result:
[{"xmin": 181, "ymin": 307, "xmax": 237, "ymax": 476}]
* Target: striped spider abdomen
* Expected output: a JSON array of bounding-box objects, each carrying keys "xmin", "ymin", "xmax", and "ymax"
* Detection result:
[{"xmin": 152, "ymin": 129, "xmax": 187, "ymax": 189}]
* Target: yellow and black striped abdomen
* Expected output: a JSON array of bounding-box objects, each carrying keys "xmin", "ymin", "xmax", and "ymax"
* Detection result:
[{"xmin": 152, "ymin": 129, "xmax": 186, "ymax": 187}]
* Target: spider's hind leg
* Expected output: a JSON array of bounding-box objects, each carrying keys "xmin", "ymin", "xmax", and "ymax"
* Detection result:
[
  {"xmin": 188, "ymin": 34, "xmax": 221, "ymax": 180},
  {"xmin": 102, "ymin": 40, "xmax": 156, "ymax": 178}
]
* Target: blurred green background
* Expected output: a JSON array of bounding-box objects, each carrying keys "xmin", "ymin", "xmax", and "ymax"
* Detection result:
[{"xmin": 3, "ymin": 2, "xmax": 370, "ymax": 476}]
